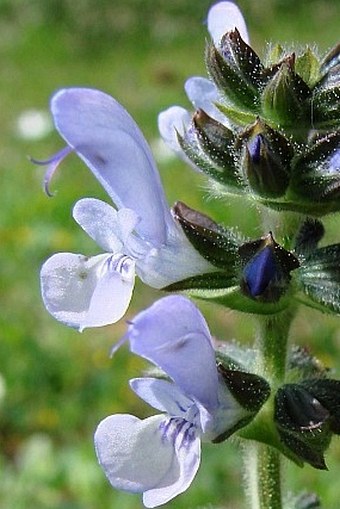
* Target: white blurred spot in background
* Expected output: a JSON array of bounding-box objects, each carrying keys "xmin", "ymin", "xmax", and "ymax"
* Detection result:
[{"xmin": 15, "ymin": 109, "xmax": 53, "ymax": 140}]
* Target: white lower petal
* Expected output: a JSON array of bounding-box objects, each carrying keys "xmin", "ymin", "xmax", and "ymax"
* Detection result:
[
  {"xmin": 143, "ymin": 419, "xmax": 201, "ymax": 508},
  {"xmin": 94, "ymin": 414, "xmax": 201, "ymax": 508},
  {"xmin": 82, "ymin": 255, "xmax": 135, "ymax": 330},
  {"xmin": 94, "ymin": 414, "xmax": 179, "ymax": 493},
  {"xmin": 40, "ymin": 252, "xmax": 135, "ymax": 331}
]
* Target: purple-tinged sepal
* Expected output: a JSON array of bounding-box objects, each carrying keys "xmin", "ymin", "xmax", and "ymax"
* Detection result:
[
  {"xmin": 165, "ymin": 201, "xmax": 240, "ymax": 291},
  {"xmin": 240, "ymin": 118, "xmax": 293, "ymax": 198},
  {"xmin": 177, "ymin": 109, "xmax": 243, "ymax": 191},
  {"xmin": 312, "ymin": 44, "xmax": 340, "ymax": 130},
  {"xmin": 274, "ymin": 378, "xmax": 340, "ymax": 469},
  {"xmin": 290, "ymin": 131, "xmax": 340, "ymax": 210},
  {"xmin": 172, "ymin": 201, "xmax": 240, "ymax": 267},
  {"xmin": 294, "ymin": 218, "xmax": 325, "ymax": 257}
]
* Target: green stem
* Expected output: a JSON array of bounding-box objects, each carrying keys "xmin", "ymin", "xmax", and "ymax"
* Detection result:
[
  {"xmin": 244, "ymin": 443, "xmax": 282, "ymax": 509},
  {"xmin": 243, "ymin": 309, "xmax": 295, "ymax": 509},
  {"xmin": 255, "ymin": 310, "xmax": 295, "ymax": 385}
]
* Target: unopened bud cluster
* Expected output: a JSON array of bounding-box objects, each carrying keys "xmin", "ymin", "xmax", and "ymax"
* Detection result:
[{"xmin": 179, "ymin": 32, "xmax": 340, "ymax": 215}]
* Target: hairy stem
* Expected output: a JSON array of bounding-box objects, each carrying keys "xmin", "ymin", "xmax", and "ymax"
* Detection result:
[
  {"xmin": 244, "ymin": 443, "xmax": 282, "ymax": 509},
  {"xmin": 243, "ymin": 309, "xmax": 295, "ymax": 509},
  {"xmin": 255, "ymin": 310, "xmax": 295, "ymax": 385}
]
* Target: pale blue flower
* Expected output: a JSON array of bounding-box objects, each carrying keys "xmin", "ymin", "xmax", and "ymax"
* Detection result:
[
  {"xmin": 158, "ymin": 1, "xmax": 249, "ymax": 161},
  {"xmin": 94, "ymin": 295, "xmax": 247, "ymax": 508},
  {"xmin": 39, "ymin": 88, "xmax": 215, "ymax": 331}
]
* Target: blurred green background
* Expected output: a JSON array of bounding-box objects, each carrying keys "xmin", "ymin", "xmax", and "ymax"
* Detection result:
[{"xmin": 1, "ymin": 0, "xmax": 340, "ymax": 508}]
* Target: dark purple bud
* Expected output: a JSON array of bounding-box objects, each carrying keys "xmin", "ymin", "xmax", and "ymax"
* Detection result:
[
  {"xmin": 243, "ymin": 246, "xmax": 277, "ymax": 297},
  {"xmin": 247, "ymin": 134, "xmax": 262, "ymax": 164},
  {"xmin": 239, "ymin": 232, "xmax": 299, "ymax": 302},
  {"xmin": 240, "ymin": 119, "xmax": 292, "ymax": 198}
]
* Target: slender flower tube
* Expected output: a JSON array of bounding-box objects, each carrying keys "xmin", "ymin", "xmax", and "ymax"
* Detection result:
[
  {"xmin": 39, "ymin": 88, "xmax": 215, "ymax": 331},
  {"xmin": 158, "ymin": 1, "xmax": 249, "ymax": 160},
  {"xmin": 94, "ymin": 296, "xmax": 249, "ymax": 508}
]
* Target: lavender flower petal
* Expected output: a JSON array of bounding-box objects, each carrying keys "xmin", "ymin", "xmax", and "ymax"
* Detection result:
[
  {"xmin": 73, "ymin": 198, "xmax": 140, "ymax": 253},
  {"xmin": 157, "ymin": 106, "xmax": 192, "ymax": 161},
  {"xmin": 127, "ymin": 295, "xmax": 219, "ymax": 412},
  {"xmin": 184, "ymin": 77, "xmax": 227, "ymax": 124},
  {"xmin": 130, "ymin": 377, "xmax": 193, "ymax": 416},
  {"xmin": 51, "ymin": 88, "xmax": 172, "ymax": 245},
  {"xmin": 31, "ymin": 146, "xmax": 72, "ymax": 196}
]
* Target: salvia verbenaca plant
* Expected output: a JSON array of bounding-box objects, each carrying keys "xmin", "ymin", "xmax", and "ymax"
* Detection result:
[{"xmin": 35, "ymin": 1, "xmax": 340, "ymax": 508}]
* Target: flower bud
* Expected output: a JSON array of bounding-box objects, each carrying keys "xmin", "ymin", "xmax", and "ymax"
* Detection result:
[
  {"xmin": 290, "ymin": 130, "xmax": 340, "ymax": 209},
  {"xmin": 275, "ymin": 383, "xmax": 331, "ymax": 469},
  {"xmin": 239, "ymin": 232, "xmax": 299, "ymax": 302},
  {"xmin": 178, "ymin": 109, "xmax": 243, "ymax": 190},
  {"xmin": 206, "ymin": 29, "xmax": 263, "ymax": 111},
  {"xmin": 261, "ymin": 54, "xmax": 311, "ymax": 126},
  {"xmin": 240, "ymin": 119, "xmax": 293, "ymax": 198}
]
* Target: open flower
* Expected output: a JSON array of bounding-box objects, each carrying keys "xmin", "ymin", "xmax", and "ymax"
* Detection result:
[
  {"xmin": 38, "ymin": 88, "xmax": 215, "ymax": 331},
  {"xmin": 94, "ymin": 295, "xmax": 256, "ymax": 507},
  {"xmin": 158, "ymin": 1, "xmax": 249, "ymax": 161}
]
